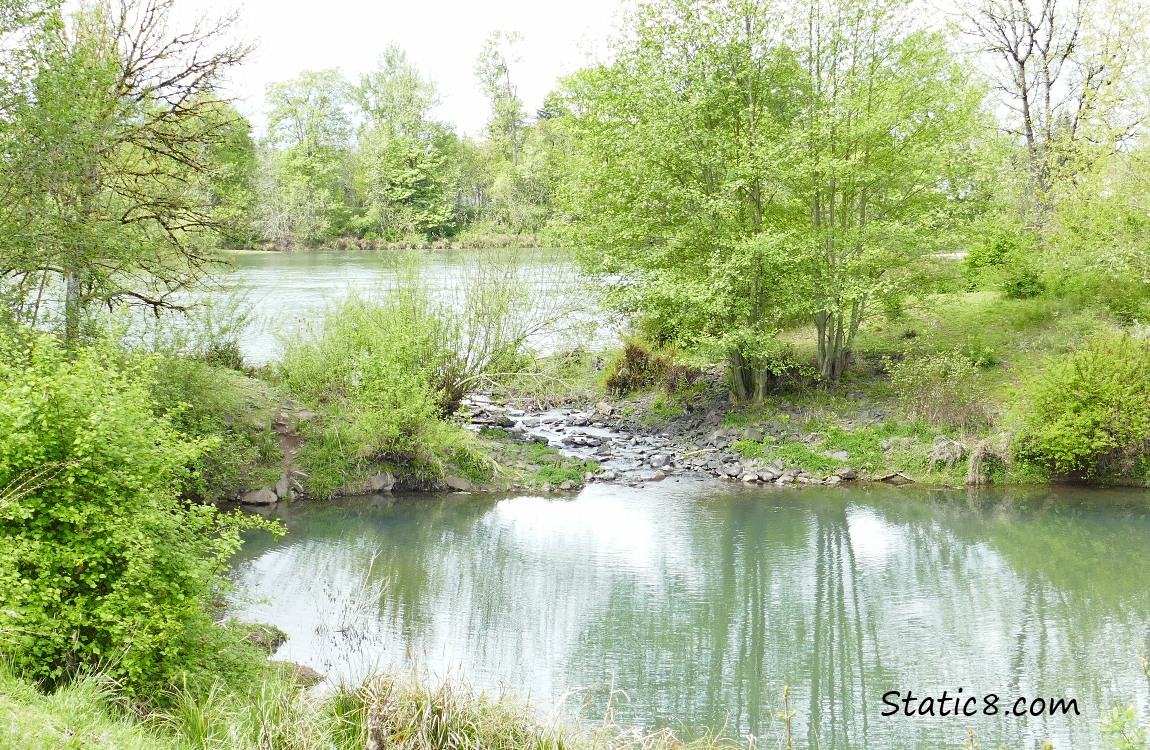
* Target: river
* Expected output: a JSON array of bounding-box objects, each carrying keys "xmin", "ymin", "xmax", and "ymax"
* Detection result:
[
  {"xmin": 230, "ymin": 480, "xmax": 1150, "ymax": 749},
  {"xmin": 221, "ymin": 249, "xmax": 598, "ymax": 366}
]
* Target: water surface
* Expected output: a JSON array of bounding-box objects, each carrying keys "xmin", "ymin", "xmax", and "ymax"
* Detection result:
[
  {"xmin": 222, "ymin": 249, "xmax": 596, "ymax": 365},
  {"xmin": 231, "ymin": 481, "xmax": 1150, "ymax": 749}
]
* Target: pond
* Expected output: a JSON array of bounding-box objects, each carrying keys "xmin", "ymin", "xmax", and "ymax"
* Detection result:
[{"xmin": 229, "ymin": 480, "xmax": 1150, "ymax": 749}]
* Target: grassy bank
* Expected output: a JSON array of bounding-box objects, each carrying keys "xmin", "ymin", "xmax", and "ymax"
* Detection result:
[{"xmin": 568, "ymin": 285, "xmax": 1150, "ymax": 489}]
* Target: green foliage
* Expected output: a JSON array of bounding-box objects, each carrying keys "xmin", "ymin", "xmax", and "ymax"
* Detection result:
[
  {"xmin": 556, "ymin": 0, "xmax": 983, "ymax": 384},
  {"xmin": 889, "ymin": 351, "xmax": 990, "ymax": 430},
  {"xmin": 1101, "ymin": 706, "xmax": 1150, "ymax": 750},
  {"xmin": 0, "ymin": 332, "xmax": 279, "ymax": 692},
  {"xmin": 1014, "ymin": 335, "xmax": 1150, "ymax": 481},
  {"xmin": 147, "ymin": 357, "xmax": 281, "ymax": 500}
]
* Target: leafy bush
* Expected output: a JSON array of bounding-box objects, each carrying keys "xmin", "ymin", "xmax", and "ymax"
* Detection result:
[
  {"xmin": 0, "ymin": 332, "xmax": 275, "ymax": 692},
  {"xmin": 889, "ymin": 351, "xmax": 990, "ymax": 430},
  {"xmin": 964, "ymin": 226, "xmax": 1044, "ymax": 298},
  {"xmin": 1013, "ymin": 335, "xmax": 1150, "ymax": 480},
  {"xmin": 147, "ymin": 356, "xmax": 281, "ymax": 500},
  {"xmin": 605, "ymin": 340, "xmax": 669, "ymax": 395}
]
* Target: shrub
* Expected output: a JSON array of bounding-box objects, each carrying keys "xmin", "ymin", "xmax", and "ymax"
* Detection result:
[
  {"xmin": 1013, "ymin": 335, "xmax": 1150, "ymax": 481},
  {"xmin": 605, "ymin": 340, "xmax": 668, "ymax": 395},
  {"xmin": 889, "ymin": 351, "xmax": 990, "ymax": 430},
  {"xmin": 0, "ymin": 332, "xmax": 276, "ymax": 692}
]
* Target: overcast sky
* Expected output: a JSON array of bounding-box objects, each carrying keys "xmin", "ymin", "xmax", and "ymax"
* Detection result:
[{"xmin": 194, "ymin": 0, "xmax": 628, "ymax": 137}]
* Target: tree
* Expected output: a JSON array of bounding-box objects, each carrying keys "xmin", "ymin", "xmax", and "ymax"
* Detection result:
[
  {"xmin": 967, "ymin": 0, "xmax": 1146, "ymax": 221},
  {"xmin": 0, "ymin": 0, "xmax": 252, "ymax": 341},
  {"xmin": 475, "ymin": 31, "xmax": 526, "ymax": 168},
  {"xmin": 557, "ymin": 0, "xmax": 982, "ymax": 389},
  {"xmin": 258, "ymin": 69, "xmax": 353, "ymax": 243},
  {"xmin": 352, "ymin": 47, "xmax": 458, "ymax": 239}
]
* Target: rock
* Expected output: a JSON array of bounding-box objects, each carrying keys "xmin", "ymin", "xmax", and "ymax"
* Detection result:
[
  {"xmin": 650, "ymin": 470, "xmax": 666, "ymax": 481},
  {"xmin": 742, "ymin": 473, "xmax": 758, "ymax": 483},
  {"xmin": 759, "ymin": 468, "xmax": 780, "ymax": 481},
  {"xmin": 601, "ymin": 471, "xmax": 618, "ymax": 481},
  {"xmin": 541, "ymin": 482, "xmax": 552, "ymax": 493},
  {"xmin": 290, "ymin": 478, "xmax": 306, "ymax": 497},
  {"xmin": 837, "ymin": 467, "xmax": 858, "ymax": 480},
  {"xmin": 294, "ymin": 410, "xmax": 319, "ymax": 422},
  {"xmin": 772, "ymin": 458, "xmax": 785, "ymax": 471},
  {"xmin": 241, "ymin": 488, "xmax": 278, "ymax": 506},
  {"xmin": 828, "ymin": 450, "xmax": 850, "ymax": 461},
  {"xmin": 291, "ymin": 469, "xmax": 309, "ymax": 479},
  {"xmin": 275, "ymin": 474, "xmax": 291, "ymax": 500},
  {"xmin": 928, "ymin": 439, "xmax": 967, "ymax": 469},
  {"xmin": 284, "ymin": 662, "xmax": 325, "ymax": 687},
  {"xmin": 742, "ymin": 427, "xmax": 764, "ymax": 442},
  {"xmin": 721, "ymin": 462, "xmax": 743, "ymax": 477},
  {"xmin": 537, "ymin": 453, "xmax": 563, "ymax": 465},
  {"xmin": 495, "ymin": 415, "xmax": 515, "ymax": 428},
  {"xmin": 584, "ymin": 472, "xmax": 594, "ymax": 481},
  {"xmin": 242, "ymin": 623, "xmax": 287, "ymax": 654},
  {"xmin": 826, "ymin": 475, "xmax": 843, "ymax": 485},
  {"xmin": 596, "ymin": 401, "xmax": 614, "ymax": 416},
  {"xmin": 649, "ymin": 453, "xmax": 669, "ymax": 469},
  {"xmin": 444, "ymin": 476, "xmax": 473, "ymax": 492},
  {"xmin": 365, "ymin": 472, "xmax": 395, "ymax": 493},
  {"xmin": 559, "ymin": 480, "xmax": 574, "ymax": 490}
]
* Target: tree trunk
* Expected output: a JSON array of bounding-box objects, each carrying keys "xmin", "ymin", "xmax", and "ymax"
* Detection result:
[{"xmin": 64, "ymin": 268, "xmax": 82, "ymax": 344}]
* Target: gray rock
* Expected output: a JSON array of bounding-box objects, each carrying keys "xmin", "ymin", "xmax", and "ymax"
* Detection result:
[
  {"xmin": 649, "ymin": 453, "xmax": 669, "ymax": 469},
  {"xmin": 929, "ymin": 439, "xmax": 967, "ymax": 469},
  {"xmin": 826, "ymin": 475, "xmax": 843, "ymax": 485},
  {"xmin": 294, "ymin": 410, "xmax": 319, "ymax": 422},
  {"xmin": 365, "ymin": 472, "xmax": 395, "ymax": 493},
  {"xmin": 596, "ymin": 401, "xmax": 614, "ymax": 416},
  {"xmin": 601, "ymin": 471, "xmax": 618, "ymax": 481},
  {"xmin": 559, "ymin": 480, "xmax": 574, "ymax": 490},
  {"xmin": 742, "ymin": 427, "xmax": 764, "ymax": 442},
  {"xmin": 275, "ymin": 474, "xmax": 291, "ymax": 500},
  {"xmin": 241, "ymin": 488, "xmax": 278, "ymax": 506},
  {"xmin": 828, "ymin": 450, "xmax": 850, "ymax": 461},
  {"xmin": 444, "ymin": 476, "xmax": 473, "ymax": 492},
  {"xmin": 772, "ymin": 458, "xmax": 785, "ymax": 471},
  {"xmin": 837, "ymin": 467, "xmax": 858, "ymax": 480}
]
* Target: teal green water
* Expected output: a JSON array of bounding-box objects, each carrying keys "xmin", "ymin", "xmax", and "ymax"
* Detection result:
[
  {"xmin": 231, "ymin": 480, "xmax": 1150, "ymax": 749},
  {"xmin": 223, "ymin": 249, "xmax": 590, "ymax": 365}
]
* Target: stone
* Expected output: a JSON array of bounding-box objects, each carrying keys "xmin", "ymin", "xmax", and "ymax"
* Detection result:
[
  {"xmin": 601, "ymin": 471, "xmax": 618, "ymax": 481},
  {"xmin": 364, "ymin": 472, "xmax": 395, "ymax": 493},
  {"xmin": 929, "ymin": 439, "xmax": 967, "ymax": 469},
  {"xmin": 828, "ymin": 450, "xmax": 850, "ymax": 461},
  {"xmin": 294, "ymin": 410, "xmax": 319, "ymax": 422},
  {"xmin": 537, "ymin": 453, "xmax": 563, "ymax": 464},
  {"xmin": 275, "ymin": 474, "xmax": 291, "ymax": 500},
  {"xmin": 650, "ymin": 470, "xmax": 666, "ymax": 481},
  {"xmin": 559, "ymin": 480, "xmax": 574, "ymax": 490},
  {"xmin": 772, "ymin": 458, "xmax": 785, "ymax": 471},
  {"xmin": 837, "ymin": 467, "xmax": 858, "ymax": 480},
  {"xmin": 495, "ymin": 415, "xmax": 515, "ymax": 428},
  {"xmin": 241, "ymin": 488, "xmax": 278, "ymax": 506},
  {"xmin": 649, "ymin": 453, "xmax": 669, "ymax": 469},
  {"xmin": 444, "ymin": 476, "xmax": 473, "ymax": 492},
  {"xmin": 596, "ymin": 401, "xmax": 614, "ymax": 416},
  {"xmin": 826, "ymin": 475, "xmax": 843, "ymax": 485},
  {"xmin": 742, "ymin": 427, "xmax": 764, "ymax": 442},
  {"xmin": 742, "ymin": 474, "xmax": 758, "ymax": 483}
]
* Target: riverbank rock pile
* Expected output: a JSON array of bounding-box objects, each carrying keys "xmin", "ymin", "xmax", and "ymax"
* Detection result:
[{"xmin": 462, "ymin": 396, "xmax": 862, "ymax": 490}]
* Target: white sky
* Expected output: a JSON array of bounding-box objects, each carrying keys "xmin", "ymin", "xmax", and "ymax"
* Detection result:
[{"xmin": 195, "ymin": 0, "xmax": 628, "ymax": 137}]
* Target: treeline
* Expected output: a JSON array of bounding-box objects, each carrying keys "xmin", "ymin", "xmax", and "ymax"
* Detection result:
[{"xmin": 240, "ymin": 36, "xmax": 562, "ymax": 247}]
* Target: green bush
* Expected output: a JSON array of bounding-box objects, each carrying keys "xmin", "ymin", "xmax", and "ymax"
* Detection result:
[
  {"xmin": 1013, "ymin": 335, "xmax": 1150, "ymax": 481},
  {"xmin": 277, "ymin": 292, "xmax": 492, "ymax": 495},
  {"xmin": 889, "ymin": 351, "xmax": 990, "ymax": 430},
  {"xmin": 0, "ymin": 332, "xmax": 274, "ymax": 692}
]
